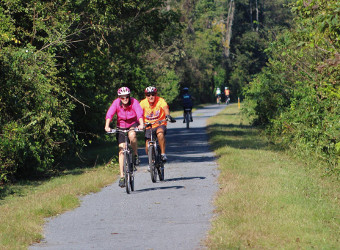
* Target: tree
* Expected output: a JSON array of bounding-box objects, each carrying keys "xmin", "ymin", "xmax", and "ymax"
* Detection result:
[{"xmin": 244, "ymin": 0, "xmax": 340, "ymax": 170}]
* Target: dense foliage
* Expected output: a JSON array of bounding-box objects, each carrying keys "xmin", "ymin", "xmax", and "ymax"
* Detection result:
[
  {"xmin": 0, "ymin": 0, "xmax": 182, "ymax": 181},
  {"xmin": 244, "ymin": 0, "xmax": 339, "ymax": 171},
  {"xmin": 1, "ymin": 0, "xmax": 337, "ymax": 183}
]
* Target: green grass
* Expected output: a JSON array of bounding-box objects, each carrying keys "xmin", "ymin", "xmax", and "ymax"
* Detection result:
[
  {"xmin": 2, "ymin": 104, "xmax": 338, "ymax": 249},
  {"xmin": 205, "ymin": 104, "xmax": 340, "ymax": 249},
  {"xmin": 0, "ymin": 142, "xmax": 120, "ymax": 249}
]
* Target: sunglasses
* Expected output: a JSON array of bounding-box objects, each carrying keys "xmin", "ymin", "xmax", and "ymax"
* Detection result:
[
  {"xmin": 119, "ymin": 95, "xmax": 130, "ymax": 100},
  {"xmin": 146, "ymin": 93, "xmax": 156, "ymax": 97}
]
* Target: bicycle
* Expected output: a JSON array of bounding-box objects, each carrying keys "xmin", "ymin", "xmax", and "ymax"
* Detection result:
[
  {"xmin": 183, "ymin": 108, "xmax": 192, "ymax": 129},
  {"xmin": 107, "ymin": 128, "xmax": 142, "ymax": 194},
  {"xmin": 226, "ymin": 97, "xmax": 230, "ymax": 105},
  {"xmin": 216, "ymin": 95, "xmax": 221, "ymax": 105},
  {"xmin": 145, "ymin": 118, "xmax": 175, "ymax": 183}
]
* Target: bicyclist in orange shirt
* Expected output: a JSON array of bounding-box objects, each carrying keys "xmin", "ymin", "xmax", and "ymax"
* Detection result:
[{"xmin": 140, "ymin": 86, "xmax": 176, "ymax": 167}]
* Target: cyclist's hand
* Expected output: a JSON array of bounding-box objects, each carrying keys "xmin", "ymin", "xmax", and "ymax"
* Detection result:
[
  {"xmin": 137, "ymin": 124, "xmax": 144, "ymax": 131},
  {"xmin": 166, "ymin": 115, "xmax": 176, "ymax": 123},
  {"xmin": 105, "ymin": 126, "xmax": 111, "ymax": 132}
]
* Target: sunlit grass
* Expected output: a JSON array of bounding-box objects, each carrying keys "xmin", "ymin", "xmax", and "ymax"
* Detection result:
[
  {"xmin": 0, "ymin": 144, "xmax": 119, "ymax": 249},
  {"xmin": 206, "ymin": 104, "xmax": 340, "ymax": 249}
]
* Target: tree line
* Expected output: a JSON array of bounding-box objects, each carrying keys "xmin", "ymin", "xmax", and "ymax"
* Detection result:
[
  {"xmin": 1, "ymin": 0, "xmax": 337, "ymax": 183},
  {"xmin": 243, "ymin": 0, "xmax": 339, "ymax": 172}
]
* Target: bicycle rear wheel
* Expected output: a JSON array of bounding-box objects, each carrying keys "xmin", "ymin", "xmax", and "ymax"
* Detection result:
[
  {"xmin": 124, "ymin": 152, "xmax": 131, "ymax": 194},
  {"xmin": 148, "ymin": 145, "xmax": 157, "ymax": 183},
  {"xmin": 185, "ymin": 112, "xmax": 190, "ymax": 129}
]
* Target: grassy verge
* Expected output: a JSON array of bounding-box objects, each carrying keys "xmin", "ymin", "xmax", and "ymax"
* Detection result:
[
  {"xmin": 0, "ymin": 104, "xmax": 206, "ymax": 249},
  {"xmin": 0, "ymin": 103, "xmax": 201, "ymax": 249},
  {"xmin": 0, "ymin": 143, "xmax": 119, "ymax": 249},
  {"xmin": 205, "ymin": 104, "xmax": 339, "ymax": 249}
]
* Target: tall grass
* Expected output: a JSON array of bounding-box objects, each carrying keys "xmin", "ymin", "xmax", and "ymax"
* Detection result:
[{"xmin": 206, "ymin": 104, "xmax": 340, "ymax": 249}]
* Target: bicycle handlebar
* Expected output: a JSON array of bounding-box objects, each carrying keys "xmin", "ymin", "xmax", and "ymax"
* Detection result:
[
  {"xmin": 145, "ymin": 117, "xmax": 176, "ymax": 128},
  {"xmin": 107, "ymin": 127, "xmax": 143, "ymax": 134}
]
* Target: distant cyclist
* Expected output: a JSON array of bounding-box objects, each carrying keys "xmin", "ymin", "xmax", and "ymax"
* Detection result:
[
  {"xmin": 215, "ymin": 87, "xmax": 221, "ymax": 104},
  {"xmin": 181, "ymin": 87, "xmax": 194, "ymax": 123},
  {"xmin": 224, "ymin": 87, "xmax": 230, "ymax": 104},
  {"xmin": 105, "ymin": 87, "xmax": 144, "ymax": 188},
  {"xmin": 140, "ymin": 86, "xmax": 176, "ymax": 167}
]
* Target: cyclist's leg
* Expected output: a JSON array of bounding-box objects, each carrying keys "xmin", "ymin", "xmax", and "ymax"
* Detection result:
[
  {"xmin": 144, "ymin": 128, "xmax": 153, "ymax": 171},
  {"xmin": 127, "ymin": 123, "xmax": 138, "ymax": 155},
  {"xmin": 183, "ymin": 108, "xmax": 186, "ymax": 123},
  {"xmin": 118, "ymin": 143, "xmax": 125, "ymax": 178},
  {"xmin": 128, "ymin": 129, "xmax": 138, "ymax": 160},
  {"xmin": 189, "ymin": 107, "xmax": 193, "ymax": 121},
  {"xmin": 144, "ymin": 128, "xmax": 152, "ymax": 155},
  {"xmin": 115, "ymin": 131, "xmax": 126, "ymax": 178},
  {"xmin": 156, "ymin": 125, "xmax": 167, "ymax": 155}
]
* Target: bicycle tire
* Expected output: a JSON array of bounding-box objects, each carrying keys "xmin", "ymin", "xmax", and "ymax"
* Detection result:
[
  {"xmin": 158, "ymin": 162, "xmax": 164, "ymax": 181},
  {"xmin": 156, "ymin": 146, "xmax": 164, "ymax": 181},
  {"xmin": 130, "ymin": 173, "xmax": 134, "ymax": 191},
  {"xmin": 185, "ymin": 112, "xmax": 190, "ymax": 129},
  {"xmin": 148, "ymin": 145, "xmax": 157, "ymax": 183},
  {"xmin": 129, "ymin": 153, "xmax": 135, "ymax": 192},
  {"xmin": 124, "ymin": 152, "xmax": 131, "ymax": 194}
]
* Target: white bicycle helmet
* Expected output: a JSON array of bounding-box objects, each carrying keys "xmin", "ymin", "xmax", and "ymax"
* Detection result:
[
  {"xmin": 145, "ymin": 86, "xmax": 157, "ymax": 94},
  {"xmin": 117, "ymin": 87, "xmax": 130, "ymax": 96}
]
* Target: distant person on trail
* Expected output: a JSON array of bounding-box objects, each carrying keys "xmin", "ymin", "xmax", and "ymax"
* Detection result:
[
  {"xmin": 181, "ymin": 87, "xmax": 194, "ymax": 123},
  {"xmin": 224, "ymin": 87, "xmax": 230, "ymax": 104},
  {"xmin": 105, "ymin": 87, "xmax": 144, "ymax": 188},
  {"xmin": 140, "ymin": 86, "xmax": 176, "ymax": 169},
  {"xmin": 215, "ymin": 87, "xmax": 221, "ymax": 104}
]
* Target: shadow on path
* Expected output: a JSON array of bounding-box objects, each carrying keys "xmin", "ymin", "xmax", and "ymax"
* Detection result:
[
  {"xmin": 165, "ymin": 176, "xmax": 206, "ymax": 182},
  {"xmin": 135, "ymin": 185, "xmax": 184, "ymax": 193}
]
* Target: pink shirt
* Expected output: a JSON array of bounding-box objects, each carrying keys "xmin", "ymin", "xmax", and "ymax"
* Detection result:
[{"xmin": 105, "ymin": 97, "xmax": 143, "ymax": 128}]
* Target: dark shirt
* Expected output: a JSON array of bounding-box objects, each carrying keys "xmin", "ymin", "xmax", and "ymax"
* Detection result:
[{"xmin": 182, "ymin": 93, "xmax": 193, "ymax": 108}]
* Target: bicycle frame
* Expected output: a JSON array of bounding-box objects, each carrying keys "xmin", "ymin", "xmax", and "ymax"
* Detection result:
[
  {"xmin": 107, "ymin": 128, "xmax": 141, "ymax": 193},
  {"xmin": 145, "ymin": 120, "xmax": 167, "ymax": 182}
]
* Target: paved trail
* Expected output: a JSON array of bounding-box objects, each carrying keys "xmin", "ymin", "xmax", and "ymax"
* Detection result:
[{"xmin": 31, "ymin": 104, "xmax": 226, "ymax": 250}]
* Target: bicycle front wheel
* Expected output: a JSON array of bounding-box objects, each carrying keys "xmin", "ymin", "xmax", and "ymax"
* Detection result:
[
  {"xmin": 158, "ymin": 161, "xmax": 164, "ymax": 181},
  {"xmin": 130, "ymin": 170, "xmax": 134, "ymax": 191},
  {"xmin": 148, "ymin": 145, "xmax": 157, "ymax": 183},
  {"xmin": 124, "ymin": 152, "xmax": 131, "ymax": 194}
]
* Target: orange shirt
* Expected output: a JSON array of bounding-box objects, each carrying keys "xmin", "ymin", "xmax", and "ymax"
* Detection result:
[
  {"xmin": 225, "ymin": 89, "xmax": 230, "ymax": 96},
  {"xmin": 140, "ymin": 96, "xmax": 168, "ymax": 128}
]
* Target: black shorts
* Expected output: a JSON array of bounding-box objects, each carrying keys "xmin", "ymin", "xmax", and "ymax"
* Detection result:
[
  {"xmin": 144, "ymin": 125, "xmax": 167, "ymax": 141},
  {"xmin": 116, "ymin": 122, "xmax": 138, "ymax": 144}
]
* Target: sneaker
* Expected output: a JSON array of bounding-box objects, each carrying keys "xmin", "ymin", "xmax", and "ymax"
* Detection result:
[
  {"xmin": 161, "ymin": 154, "xmax": 167, "ymax": 162},
  {"xmin": 119, "ymin": 177, "xmax": 125, "ymax": 188},
  {"xmin": 190, "ymin": 117, "xmax": 193, "ymax": 122},
  {"xmin": 183, "ymin": 119, "xmax": 185, "ymax": 123},
  {"xmin": 134, "ymin": 155, "xmax": 140, "ymax": 166}
]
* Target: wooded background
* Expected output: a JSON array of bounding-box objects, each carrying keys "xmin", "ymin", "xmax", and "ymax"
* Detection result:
[{"xmin": 1, "ymin": 0, "xmax": 339, "ymax": 182}]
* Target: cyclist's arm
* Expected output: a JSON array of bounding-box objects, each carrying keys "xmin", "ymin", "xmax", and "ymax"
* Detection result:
[
  {"xmin": 162, "ymin": 105, "xmax": 170, "ymax": 116},
  {"xmin": 105, "ymin": 118, "xmax": 112, "ymax": 132},
  {"xmin": 105, "ymin": 99, "xmax": 120, "ymax": 132},
  {"xmin": 138, "ymin": 117, "xmax": 144, "ymax": 130}
]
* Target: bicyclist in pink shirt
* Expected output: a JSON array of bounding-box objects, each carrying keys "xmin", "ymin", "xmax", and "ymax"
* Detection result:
[{"xmin": 105, "ymin": 87, "xmax": 144, "ymax": 188}]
